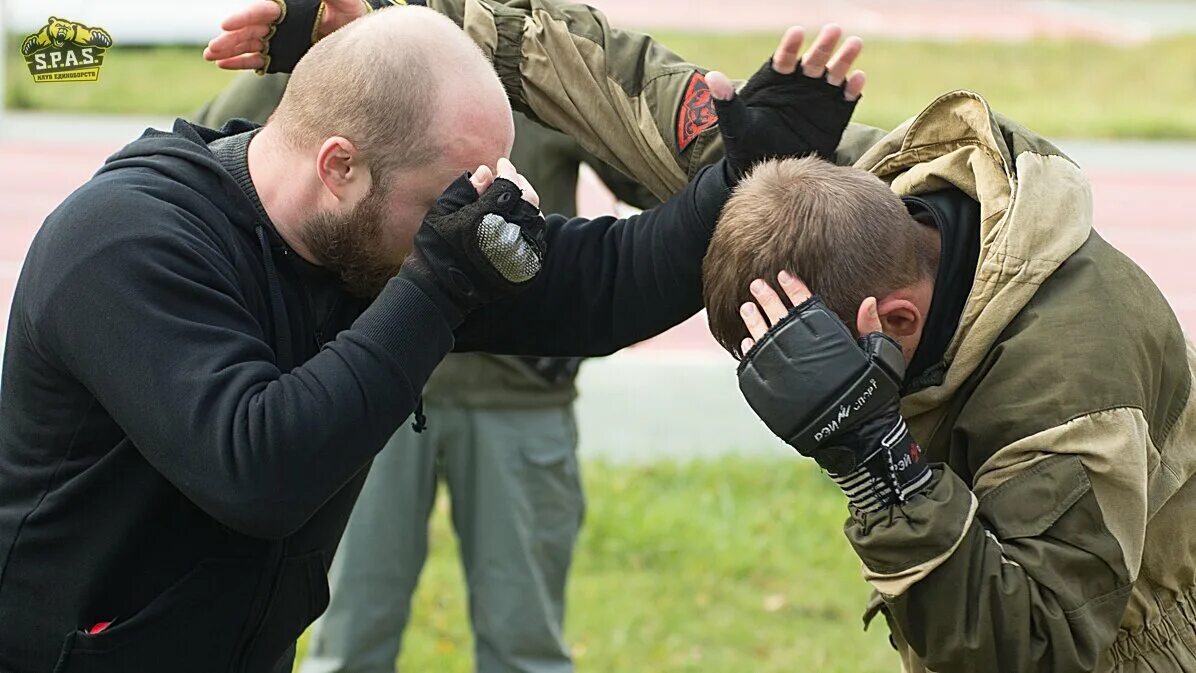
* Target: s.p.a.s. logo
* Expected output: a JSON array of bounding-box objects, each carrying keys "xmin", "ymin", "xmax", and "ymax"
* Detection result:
[{"xmin": 21, "ymin": 17, "xmax": 113, "ymax": 83}]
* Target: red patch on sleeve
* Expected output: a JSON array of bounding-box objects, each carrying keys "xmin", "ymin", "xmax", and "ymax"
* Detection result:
[
  {"xmin": 87, "ymin": 621, "xmax": 112, "ymax": 635},
  {"xmin": 675, "ymin": 72, "xmax": 718, "ymax": 154}
]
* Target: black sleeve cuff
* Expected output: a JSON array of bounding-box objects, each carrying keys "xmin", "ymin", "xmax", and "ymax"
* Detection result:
[{"xmin": 351, "ymin": 275, "xmax": 456, "ymax": 386}]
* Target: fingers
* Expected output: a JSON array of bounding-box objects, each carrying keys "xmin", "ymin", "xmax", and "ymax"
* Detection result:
[
  {"xmin": 206, "ymin": 36, "xmax": 266, "ymax": 63},
  {"xmin": 496, "ymin": 158, "xmax": 540, "ymax": 208},
  {"xmin": 741, "ymin": 337, "xmax": 756, "ymax": 354},
  {"xmin": 206, "ymin": 24, "xmax": 270, "ymax": 55},
  {"xmin": 739, "ymin": 302, "xmax": 770, "ymax": 341},
  {"xmin": 777, "ymin": 270, "xmax": 812, "ymax": 306},
  {"xmin": 824, "ymin": 35, "xmax": 862, "ymax": 86},
  {"xmin": 705, "ymin": 71, "xmax": 735, "ymax": 101},
  {"xmin": 212, "ymin": 53, "xmax": 267, "ymax": 71},
  {"xmin": 771, "ymin": 26, "xmax": 805, "ymax": 75},
  {"xmin": 708, "ymin": 70, "xmax": 746, "ymax": 139},
  {"xmin": 740, "ymin": 273, "xmax": 812, "ymax": 344},
  {"xmin": 510, "ymin": 173, "xmax": 540, "ymax": 208},
  {"xmin": 750, "ymin": 279, "xmax": 790, "ymax": 325},
  {"xmin": 495, "ymin": 157, "xmax": 518, "ymax": 182},
  {"xmin": 844, "ymin": 70, "xmax": 866, "ymax": 101},
  {"xmin": 220, "ymin": 1, "xmax": 280, "ymax": 31},
  {"xmin": 327, "ymin": 0, "xmax": 368, "ymax": 12},
  {"xmin": 800, "ymin": 24, "xmax": 842, "ymax": 78},
  {"xmin": 856, "ymin": 296, "xmax": 884, "ymax": 335},
  {"xmin": 470, "ymin": 165, "xmax": 495, "ymax": 195}
]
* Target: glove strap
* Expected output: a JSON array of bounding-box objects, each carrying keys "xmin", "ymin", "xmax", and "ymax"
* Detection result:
[{"xmin": 828, "ymin": 418, "xmax": 932, "ymax": 512}]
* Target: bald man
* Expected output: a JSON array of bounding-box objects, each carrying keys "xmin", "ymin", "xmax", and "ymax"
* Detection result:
[{"xmin": 0, "ymin": 6, "xmax": 860, "ymax": 673}]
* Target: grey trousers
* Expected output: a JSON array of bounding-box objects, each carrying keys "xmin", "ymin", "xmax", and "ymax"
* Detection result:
[{"xmin": 297, "ymin": 404, "xmax": 584, "ymax": 673}]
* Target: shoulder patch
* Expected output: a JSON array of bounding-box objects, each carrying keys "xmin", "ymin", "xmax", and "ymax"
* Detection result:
[{"xmin": 676, "ymin": 72, "xmax": 717, "ymax": 154}]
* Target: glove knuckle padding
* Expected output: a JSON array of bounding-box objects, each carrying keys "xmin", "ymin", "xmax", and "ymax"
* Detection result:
[
  {"xmin": 476, "ymin": 213, "xmax": 541, "ymax": 283},
  {"xmin": 405, "ymin": 175, "xmax": 545, "ymax": 316},
  {"xmin": 737, "ymin": 297, "xmax": 903, "ymax": 456},
  {"xmin": 475, "ymin": 179, "xmax": 544, "ymax": 282}
]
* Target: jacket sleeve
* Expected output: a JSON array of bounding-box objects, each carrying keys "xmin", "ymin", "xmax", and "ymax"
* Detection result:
[
  {"xmin": 31, "ymin": 191, "xmax": 454, "ymax": 540},
  {"xmin": 847, "ymin": 410, "xmax": 1144, "ymax": 672},
  {"xmin": 425, "ymin": 0, "xmax": 887, "ymax": 200},
  {"xmin": 453, "ymin": 159, "xmax": 730, "ymax": 355}
]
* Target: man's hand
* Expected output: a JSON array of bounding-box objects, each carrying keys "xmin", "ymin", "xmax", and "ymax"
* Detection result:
[
  {"xmin": 398, "ymin": 158, "xmax": 546, "ymax": 323},
  {"xmin": 735, "ymin": 272, "xmax": 932, "ymax": 512},
  {"xmin": 705, "ymin": 25, "xmax": 865, "ymax": 181},
  {"xmin": 203, "ymin": 0, "xmax": 369, "ymax": 72}
]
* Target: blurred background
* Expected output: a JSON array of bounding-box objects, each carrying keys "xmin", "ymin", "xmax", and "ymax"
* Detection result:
[{"xmin": 2, "ymin": 1, "xmax": 1194, "ymax": 671}]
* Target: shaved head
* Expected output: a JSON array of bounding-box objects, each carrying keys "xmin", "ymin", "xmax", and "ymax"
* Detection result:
[
  {"xmin": 254, "ymin": 6, "xmax": 515, "ymax": 297},
  {"xmin": 270, "ymin": 6, "xmax": 511, "ymax": 182}
]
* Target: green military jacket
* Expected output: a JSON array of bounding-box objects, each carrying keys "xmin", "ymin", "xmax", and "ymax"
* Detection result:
[
  {"xmin": 420, "ymin": 3, "xmax": 1196, "ymax": 670},
  {"xmin": 263, "ymin": 2, "xmax": 1196, "ymax": 668},
  {"xmin": 842, "ymin": 91, "xmax": 1196, "ymax": 673}
]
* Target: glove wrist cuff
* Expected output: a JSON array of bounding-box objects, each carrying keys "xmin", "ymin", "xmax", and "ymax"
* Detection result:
[{"xmin": 828, "ymin": 418, "xmax": 931, "ymax": 512}]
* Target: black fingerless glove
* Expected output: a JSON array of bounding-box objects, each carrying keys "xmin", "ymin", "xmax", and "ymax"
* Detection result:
[
  {"xmin": 398, "ymin": 175, "xmax": 546, "ymax": 323},
  {"xmin": 258, "ymin": 0, "xmax": 422, "ymax": 74},
  {"xmin": 737, "ymin": 296, "xmax": 931, "ymax": 512},
  {"xmin": 713, "ymin": 61, "xmax": 859, "ymax": 181}
]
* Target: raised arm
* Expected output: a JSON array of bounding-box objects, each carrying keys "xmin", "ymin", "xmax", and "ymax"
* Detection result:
[{"xmin": 205, "ymin": 0, "xmax": 886, "ymax": 200}]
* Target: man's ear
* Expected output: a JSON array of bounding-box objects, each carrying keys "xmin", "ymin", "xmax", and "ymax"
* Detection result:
[
  {"xmin": 875, "ymin": 294, "xmax": 924, "ymax": 339},
  {"xmin": 315, "ymin": 136, "xmax": 371, "ymax": 206}
]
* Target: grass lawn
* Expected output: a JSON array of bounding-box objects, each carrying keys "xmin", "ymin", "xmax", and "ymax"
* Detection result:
[
  {"xmin": 292, "ymin": 457, "xmax": 896, "ymax": 672},
  {"xmin": 5, "ymin": 33, "xmax": 1195, "ymax": 139},
  {"xmin": 4, "ymin": 44, "xmax": 237, "ymax": 116}
]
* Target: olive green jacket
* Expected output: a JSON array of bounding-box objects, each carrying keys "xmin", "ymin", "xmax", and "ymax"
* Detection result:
[
  {"xmin": 426, "ymin": 3, "xmax": 1196, "ymax": 670},
  {"xmin": 836, "ymin": 91, "xmax": 1196, "ymax": 673}
]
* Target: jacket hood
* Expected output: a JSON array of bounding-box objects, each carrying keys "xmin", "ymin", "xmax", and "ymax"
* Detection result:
[
  {"xmin": 853, "ymin": 91, "xmax": 1095, "ymax": 419},
  {"xmin": 96, "ymin": 118, "xmax": 262, "ymax": 233}
]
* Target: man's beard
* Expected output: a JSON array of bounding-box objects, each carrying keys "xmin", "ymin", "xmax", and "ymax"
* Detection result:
[{"xmin": 298, "ymin": 187, "xmax": 403, "ymax": 298}]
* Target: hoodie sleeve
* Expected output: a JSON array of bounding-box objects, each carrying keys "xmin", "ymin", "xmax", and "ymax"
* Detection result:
[
  {"xmin": 453, "ymin": 159, "xmax": 730, "ymax": 356},
  {"xmin": 28, "ymin": 185, "xmax": 454, "ymax": 540}
]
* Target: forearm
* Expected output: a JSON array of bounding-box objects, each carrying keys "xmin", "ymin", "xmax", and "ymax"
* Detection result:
[
  {"xmin": 849, "ymin": 466, "xmax": 1130, "ymax": 672},
  {"xmin": 60, "ymin": 256, "xmax": 454, "ymax": 539},
  {"xmin": 454, "ymin": 160, "xmax": 730, "ymax": 355},
  {"xmin": 427, "ymin": 0, "xmax": 701, "ymax": 199}
]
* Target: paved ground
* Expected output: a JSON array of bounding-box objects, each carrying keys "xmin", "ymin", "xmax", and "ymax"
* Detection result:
[{"xmin": 2, "ymin": 113, "xmax": 1193, "ymax": 459}]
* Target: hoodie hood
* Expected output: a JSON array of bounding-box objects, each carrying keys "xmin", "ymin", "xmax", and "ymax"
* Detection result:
[
  {"xmin": 96, "ymin": 118, "xmax": 264, "ymax": 235},
  {"xmin": 95, "ymin": 118, "xmax": 303, "ymax": 370},
  {"xmin": 853, "ymin": 91, "xmax": 1095, "ymax": 422}
]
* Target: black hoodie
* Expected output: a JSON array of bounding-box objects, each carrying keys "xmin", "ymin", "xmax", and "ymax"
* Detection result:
[{"xmin": 0, "ymin": 119, "xmax": 729, "ymax": 673}]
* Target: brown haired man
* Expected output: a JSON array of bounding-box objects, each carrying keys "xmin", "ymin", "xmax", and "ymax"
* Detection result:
[{"xmin": 707, "ymin": 101, "xmax": 1196, "ymax": 672}]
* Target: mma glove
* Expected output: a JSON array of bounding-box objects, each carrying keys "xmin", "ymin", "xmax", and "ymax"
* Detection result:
[
  {"xmin": 737, "ymin": 296, "xmax": 932, "ymax": 512},
  {"xmin": 713, "ymin": 61, "xmax": 859, "ymax": 181},
  {"xmin": 398, "ymin": 175, "xmax": 546, "ymax": 323},
  {"xmin": 257, "ymin": 0, "xmax": 422, "ymax": 74}
]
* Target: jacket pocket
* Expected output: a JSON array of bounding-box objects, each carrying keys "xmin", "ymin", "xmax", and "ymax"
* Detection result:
[
  {"xmin": 977, "ymin": 454, "xmax": 1129, "ymax": 610},
  {"xmin": 977, "ymin": 453, "xmax": 1090, "ymax": 539},
  {"xmin": 239, "ymin": 551, "xmax": 330, "ymax": 673},
  {"xmin": 52, "ymin": 558, "xmax": 257, "ymax": 673}
]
